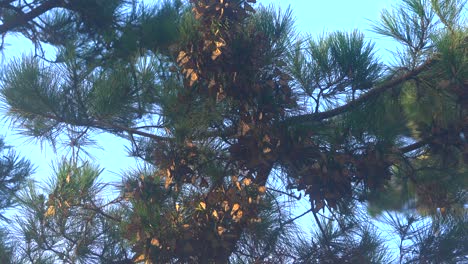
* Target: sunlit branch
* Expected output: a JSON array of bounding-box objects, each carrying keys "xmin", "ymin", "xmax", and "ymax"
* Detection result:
[{"xmin": 284, "ymin": 58, "xmax": 436, "ymax": 125}]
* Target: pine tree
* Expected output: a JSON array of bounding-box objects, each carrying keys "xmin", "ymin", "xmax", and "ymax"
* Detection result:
[
  {"xmin": 0, "ymin": 137, "xmax": 33, "ymax": 262},
  {"xmin": 0, "ymin": 0, "xmax": 467, "ymax": 263}
]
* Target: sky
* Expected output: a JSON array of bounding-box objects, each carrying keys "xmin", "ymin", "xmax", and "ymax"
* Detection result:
[
  {"xmin": 1, "ymin": 0, "xmax": 399, "ymax": 215},
  {"xmin": 1, "ymin": 0, "xmax": 398, "ymax": 182},
  {"xmin": 0, "ymin": 0, "xmax": 403, "ymax": 258}
]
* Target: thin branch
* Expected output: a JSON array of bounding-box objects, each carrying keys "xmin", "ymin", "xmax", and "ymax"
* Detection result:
[
  {"xmin": 312, "ymin": 209, "xmax": 327, "ymax": 240},
  {"xmin": 12, "ymin": 108, "xmax": 172, "ymax": 141},
  {"xmin": 131, "ymin": 124, "xmax": 166, "ymax": 130},
  {"xmin": 284, "ymin": 58, "xmax": 436, "ymax": 125},
  {"xmin": 93, "ymin": 120, "xmax": 170, "ymax": 141},
  {"xmin": 267, "ymin": 187, "xmax": 302, "ymax": 200},
  {"xmin": 280, "ymin": 208, "xmax": 312, "ymax": 228},
  {"xmin": 88, "ymin": 200, "xmax": 122, "ymax": 223}
]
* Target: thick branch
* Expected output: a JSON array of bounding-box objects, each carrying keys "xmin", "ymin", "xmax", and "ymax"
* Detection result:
[
  {"xmin": 284, "ymin": 58, "xmax": 436, "ymax": 125},
  {"xmin": 253, "ymin": 164, "xmax": 274, "ymax": 186},
  {"xmin": 0, "ymin": 0, "xmax": 64, "ymax": 34},
  {"xmin": 399, "ymin": 130, "xmax": 450, "ymax": 154},
  {"xmin": 399, "ymin": 138, "xmax": 431, "ymax": 153}
]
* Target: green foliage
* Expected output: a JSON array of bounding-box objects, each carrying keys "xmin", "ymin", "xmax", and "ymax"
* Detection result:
[
  {"xmin": 12, "ymin": 161, "xmax": 130, "ymax": 263},
  {"xmin": 0, "ymin": 138, "xmax": 33, "ymax": 218},
  {"xmin": 383, "ymin": 212, "xmax": 468, "ymax": 263},
  {"xmin": 0, "ymin": 0, "xmax": 467, "ymax": 262},
  {"xmin": 293, "ymin": 210, "xmax": 391, "ymax": 264},
  {"xmin": 373, "ymin": 0, "xmax": 435, "ymax": 50},
  {"xmin": 0, "ymin": 228, "xmax": 15, "ymax": 264},
  {"xmin": 231, "ymin": 192, "xmax": 301, "ymax": 263},
  {"xmin": 289, "ymin": 29, "xmax": 381, "ymax": 107}
]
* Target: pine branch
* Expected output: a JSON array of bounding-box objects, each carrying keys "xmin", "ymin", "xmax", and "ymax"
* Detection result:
[
  {"xmin": 284, "ymin": 58, "xmax": 436, "ymax": 125},
  {"xmin": 0, "ymin": 0, "xmax": 65, "ymax": 34},
  {"xmin": 399, "ymin": 130, "xmax": 450, "ymax": 154},
  {"xmin": 268, "ymin": 187, "xmax": 301, "ymax": 200},
  {"xmin": 93, "ymin": 120, "xmax": 170, "ymax": 141},
  {"xmin": 280, "ymin": 208, "xmax": 312, "ymax": 229},
  {"xmin": 15, "ymin": 109, "xmax": 172, "ymax": 142},
  {"xmin": 399, "ymin": 139, "xmax": 431, "ymax": 154}
]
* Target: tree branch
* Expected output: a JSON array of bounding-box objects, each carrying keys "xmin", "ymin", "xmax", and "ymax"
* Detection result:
[
  {"xmin": 93, "ymin": 120, "xmax": 170, "ymax": 141},
  {"xmin": 280, "ymin": 208, "xmax": 312, "ymax": 228},
  {"xmin": 0, "ymin": 0, "xmax": 64, "ymax": 35},
  {"xmin": 399, "ymin": 138, "xmax": 431, "ymax": 153},
  {"xmin": 284, "ymin": 58, "xmax": 436, "ymax": 125},
  {"xmin": 399, "ymin": 130, "xmax": 450, "ymax": 154},
  {"xmin": 11, "ymin": 108, "xmax": 172, "ymax": 142}
]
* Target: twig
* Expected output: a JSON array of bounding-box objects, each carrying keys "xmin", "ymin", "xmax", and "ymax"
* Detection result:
[{"xmin": 280, "ymin": 208, "xmax": 312, "ymax": 228}]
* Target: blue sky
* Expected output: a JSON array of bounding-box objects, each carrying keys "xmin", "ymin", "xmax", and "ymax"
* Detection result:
[
  {"xmin": 0, "ymin": 0, "xmax": 404, "ymax": 258},
  {"xmin": 1, "ymin": 0, "xmax": 398, "ymax": 182}
]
